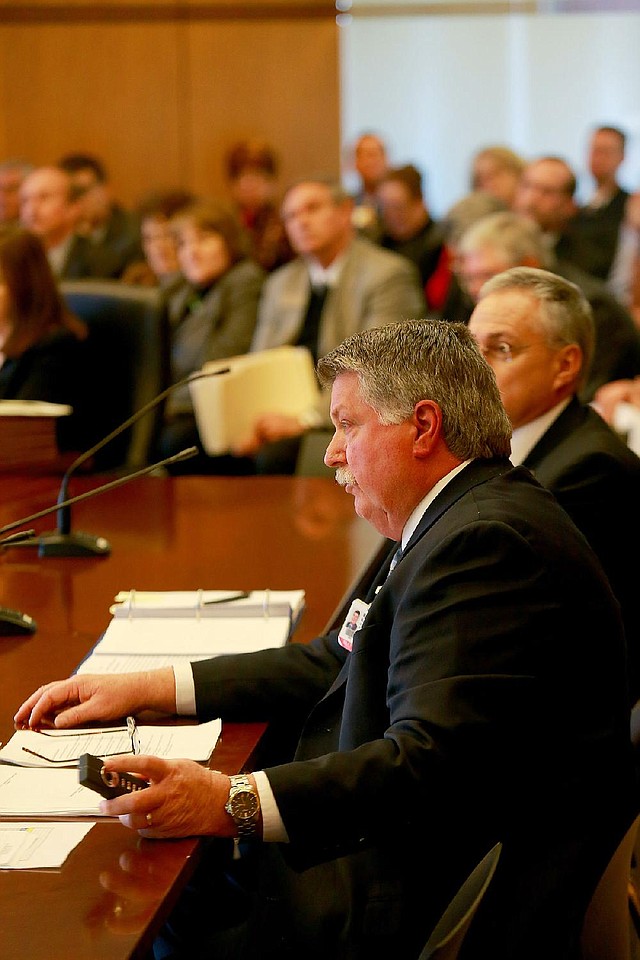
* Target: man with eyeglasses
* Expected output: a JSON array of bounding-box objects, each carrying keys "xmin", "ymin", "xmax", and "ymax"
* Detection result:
[
  {"xmin": 454, "ymin": 210, "xmax": 640, "ymax": 402},
  {"xmin": 469, "ymin": 265, "xmax": 640, "ymax": 704}
]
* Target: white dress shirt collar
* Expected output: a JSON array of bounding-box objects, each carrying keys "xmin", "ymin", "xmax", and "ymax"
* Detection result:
[
  {"xmin": 509, "ymin": 398, "xmax": 571, "ymax": 466},
  {"xmin": 306, "ymin": 250, "xmax": 348, "ymax": 289},
  {"xmin": 400, "ymin": 460, "xmax": 471, "ymax": 552}
]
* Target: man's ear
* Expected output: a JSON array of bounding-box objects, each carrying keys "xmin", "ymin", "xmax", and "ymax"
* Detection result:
[
  {"xmin": 413, "ymin": 400, "xmax": 441, "ymax": 457},
  {"xmin": 553, "ymin": 343, "xmax": 582, "ymax": 390}
]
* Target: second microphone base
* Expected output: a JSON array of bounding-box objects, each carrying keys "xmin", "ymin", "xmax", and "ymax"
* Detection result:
[{"xmin": 36, "ymin": 531, "xmax": 112, "ymax": 558}]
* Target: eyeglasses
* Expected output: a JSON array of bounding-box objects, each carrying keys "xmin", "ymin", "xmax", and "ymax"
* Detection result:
[
  {"xmin": 476, "ymin": 341, "xmax": 532, "ymax": 364},
  {"xmin": 21, "ymin": 715, "xmax": 141, "ymax": 764}
]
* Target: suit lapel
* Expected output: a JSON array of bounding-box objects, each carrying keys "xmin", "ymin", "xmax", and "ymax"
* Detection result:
[{"xmin": 401, "ymin": 458, "xmax": 513, "ymax": 559}]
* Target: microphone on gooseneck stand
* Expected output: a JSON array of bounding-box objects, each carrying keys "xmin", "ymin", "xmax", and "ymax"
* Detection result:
[
  {"xmin": 0, "ymin": 447, "xmax": 199, "ymax": 555},
  {"xmin": 0, "ymin": 367, "xmax": 230, "ymax": 559}
]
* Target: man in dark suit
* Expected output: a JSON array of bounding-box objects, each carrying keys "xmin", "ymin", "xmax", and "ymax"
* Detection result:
[
  {"xmin": 469, "ymin": 265, "xmax": 640, "ymax": 703},
  {"xmin": 19, "ymin": 165, "xmax": 95, "ymax": 279},
  {"xmin": 16, "ymin": 320, "xmax": 635, "ymax": 960},
  {"xmin": 454, "ymin": 210, "xmax": 640, "ymax": 401},
  {"xmin": 58, "ymin": 152, "xmax": 144, "ymax": 280},
  {"xmin": 568, "ymin": 126, "xmax": 630, "ymax": 282}
]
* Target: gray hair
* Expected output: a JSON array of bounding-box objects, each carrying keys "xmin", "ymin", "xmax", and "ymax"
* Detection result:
[
  {"xmin": 478, "ymin": 266, "xmax": 595, "ymax": 391},
  {"xmin": 282, "ymin": 177, "xmax": 351, "ymax": 208},
  {"xmin": 458, "ymin": 210, "xmax": 553, "ymax": 269},
  {"xmin": 442, "ymin": 191, "xmax": 508, "ymax": 249},
  {"xmin": 317, "ymin": 320, "xmax": 512, "ymax": 460}
]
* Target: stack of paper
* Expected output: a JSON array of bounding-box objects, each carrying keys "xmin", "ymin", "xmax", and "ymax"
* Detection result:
[
  {"xmin": 0, "ymin": 719, "xmax": 222, "ymax": 769},
  {"xmin": 0, "ymin": 767, "xmax": 103, "ymax": 817},
  {"xmin": 77, "ymin": 589, "xmax": 305, "ymax": 675}
]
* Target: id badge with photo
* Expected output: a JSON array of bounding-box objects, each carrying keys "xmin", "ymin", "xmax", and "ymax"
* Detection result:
[{"xmin": 338, "ymin": 598, "xmax": 370, "ymax": 652}]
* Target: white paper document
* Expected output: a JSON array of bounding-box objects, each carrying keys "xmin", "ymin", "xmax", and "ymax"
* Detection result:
[
  {"xmin": 0, "ymin": 718, "xmax": 221, "ymax": 769},
  {"xmin": 95, "ymin": 616, "xmax": 292, "ymax": 657},
  {"xmin": 76, "ymin": 652, "xmax": 213, "ymax": 675},
  {"xmin": 0, "ymin": 821, "xmax": 94, "ymax": 869},
  {"xmin": 0, "ymin": 767, "xmax": 104, "ymax": 817}
]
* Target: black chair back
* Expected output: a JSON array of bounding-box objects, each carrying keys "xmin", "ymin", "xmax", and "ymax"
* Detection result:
[{"xmin": 60, "ymin": 280, "xmax": 168, "ymax": 469}]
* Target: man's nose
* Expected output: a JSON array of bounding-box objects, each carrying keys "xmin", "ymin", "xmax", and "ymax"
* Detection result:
[{"xmin": 324, "ymin": 432, "xmax": 344, "ymax": 467}]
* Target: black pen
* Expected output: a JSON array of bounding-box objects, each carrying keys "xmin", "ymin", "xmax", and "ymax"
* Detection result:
[{"xmin": 203, "ymin": 592, "xmax": 250, "ymax": 605}]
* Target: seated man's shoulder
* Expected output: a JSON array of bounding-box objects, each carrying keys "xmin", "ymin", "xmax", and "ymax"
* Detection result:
[{"xmin": 225, "ymin": 257, "xmax": 266, "ymax": 286}]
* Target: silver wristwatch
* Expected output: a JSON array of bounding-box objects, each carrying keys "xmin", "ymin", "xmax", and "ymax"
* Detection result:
[{"xmin": 224, "ymin": 775, "xmax": 261, "ymax": 838}]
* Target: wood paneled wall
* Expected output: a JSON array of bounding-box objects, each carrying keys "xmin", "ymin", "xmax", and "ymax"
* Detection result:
[{"xmin": 0, "ymin": 2, "xmax": 340, "ymax": 209}]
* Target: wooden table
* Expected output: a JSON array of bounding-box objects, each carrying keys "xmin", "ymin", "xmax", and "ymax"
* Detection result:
[{"xmin": 0, "ymin": 473, "xmax": 383, "ymax": 960}]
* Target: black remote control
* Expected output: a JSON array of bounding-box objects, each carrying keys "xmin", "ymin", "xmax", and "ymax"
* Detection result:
[{"xmin": 78, "ymin": 753, "xmax": 149, "ymax": 799}]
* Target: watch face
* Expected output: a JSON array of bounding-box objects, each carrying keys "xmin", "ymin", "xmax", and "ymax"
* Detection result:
[{"xmin": 231, "ymin": 788, "xmax": 259, "ymax": 821}]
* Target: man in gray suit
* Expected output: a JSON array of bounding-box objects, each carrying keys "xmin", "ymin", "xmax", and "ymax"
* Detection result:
[{"xmin": 240, "ymin": 177, "xmax": 426, "ymax": 472}]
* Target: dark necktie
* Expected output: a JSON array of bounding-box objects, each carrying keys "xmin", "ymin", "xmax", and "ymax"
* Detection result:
[
  {"xmin": 296, "ymin": 284, "xmax": 329, "ymax": 362},
  {"xmin": 388, "ymin": 544, "xmax": 403, "ymax": 576}
]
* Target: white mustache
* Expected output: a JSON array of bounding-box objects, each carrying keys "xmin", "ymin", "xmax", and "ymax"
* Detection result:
[{"xmin": 335, "ymin": 467, "xmax": 357, "ymax": 487}]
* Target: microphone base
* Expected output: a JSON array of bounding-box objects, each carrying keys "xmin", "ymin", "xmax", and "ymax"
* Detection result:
[
  {"xmin": 36, "ymin": 531, "xmax": 111, "ymax": 558},
  {"xmin": 0, "ymin": 608, "xmax": 37, "ymax": 636}
]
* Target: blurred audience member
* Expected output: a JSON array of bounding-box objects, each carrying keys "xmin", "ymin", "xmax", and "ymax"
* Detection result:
[
  {"xmin": 0, "ymin": 159, "xmax": 33, "ymax": 225},
  {"xmin": 455, "ymin": 211, "xmax": 640, "ymax": 401},
  {"xmin": 567, "ymin": 126, "xmax": 630, "ymax": 282},
  {"xmin": 19, "ymin": 165, "xmax": 94, "ymax": 279},
  {"xmin": 224, "ymin": 138, "xmax": 292, "ymax": 272},
  {"xmin": 514, "ymin": 156, "xmax": 578, "ymax": 250},
  {"xmin": 471, "ymin": 145, "xmax": 525, "ymax": 207},
  {"xmin": 469, "ymin": 265, "xmax": 640, "ymax": 701},
  {"xmin": 513, "ymin": 153, "xmax": 630, "ymax": 284},
  {"xmin": 122, "ymin": 189, "xmax": 195, "ymax": 290},
  {"xmin": 156, "ymin": 201, "xmax": 265, "ymax": 473},
  {"xmin": 377, "ymin": 163, "xmax": 443, "ymax": 308},
  {"xmin": 349, "ymin": 131, "xmax": 389, "ymax": 240},
  {"xmin": 426, "ymin": 190, "xmax": 508, "ymax": 320},
  {"xmin": 0, "ymin": 224, "xmax": 91, "ymax": 452},
  {"xmin": 593, "ymin": 376, "xmax": 640, "ymax": 424},
  {"xmin": 609, "ymin": 191, "xmax": 640, "ymax": 323},
  {"xmin": 58, "ymin": 152, "xmax": 144, "ymax": 279},
  {"xmin": 243, "ymin": 176, "xmax": 425, "ymax": 473}
]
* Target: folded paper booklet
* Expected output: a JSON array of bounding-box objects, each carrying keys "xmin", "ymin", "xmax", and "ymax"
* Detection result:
[
  {"xmin": 0, "ymin": 718, "xmax": 221, "ymax": 769},
  {"xmin": 189, "ymin": 346, "xmax": 320, "ymax": 455}
]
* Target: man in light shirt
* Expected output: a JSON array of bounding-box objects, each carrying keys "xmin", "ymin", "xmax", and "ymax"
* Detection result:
[
  {"xmin": 15, "ymin": 320, "xmax": 634, "ymax": 959},
  {"xmin": 469, "ymin": 265, "xmax": 640, "ymax": 702}
]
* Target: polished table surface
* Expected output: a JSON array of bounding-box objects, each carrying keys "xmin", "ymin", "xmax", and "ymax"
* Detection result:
[{"xmin": 0, "ymin": 473, "xmax": 383, "ymax": 960}]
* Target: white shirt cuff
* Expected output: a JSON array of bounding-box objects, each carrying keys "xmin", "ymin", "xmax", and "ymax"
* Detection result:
[
  {"xmin": 174, "ymin": 663, "xmax": 197, "ymax": 715},
  {"xmin": 175, "ymin": 665, "xmax": 288, "ymax": 842},
  {"xmin": 253, "ymin": 770, "xmax": 289, "ymax": 842}
]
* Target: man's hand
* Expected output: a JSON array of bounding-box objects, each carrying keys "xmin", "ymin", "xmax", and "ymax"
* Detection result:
[
  {"xmin": 233, "ymin": 413, "xmax": 304, "ymax": 456},
  {"xmin": 98, "ymin": 755, "xmax": 240, "ymax": 839},
  {"xmin": 13, "ymin": 669, "xmax": 176, "ymax": 730}
]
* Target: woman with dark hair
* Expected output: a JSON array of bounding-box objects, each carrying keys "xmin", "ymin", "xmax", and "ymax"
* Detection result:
[
  {"xmin": 224, "ymin": 138, "xmax": 292, "ymax": 272},
  {"xmin": 157, "ymin": 200, "xmax": 265, "ymax": 471},
  {"xmin": 121, "ymin": 188, "xmax": 196, "ymax": 290},
  {"xmin": 0, "ymin": 224, "xmax": 90, "ymax": 452}
]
